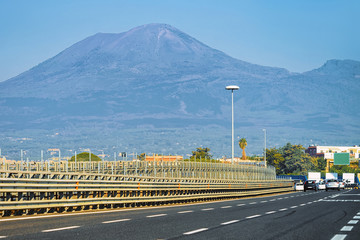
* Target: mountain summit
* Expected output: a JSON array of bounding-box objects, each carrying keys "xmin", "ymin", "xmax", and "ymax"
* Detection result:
[{"xmin": 0, "ymin": 23, "xmax": 359, "ymax": 158}]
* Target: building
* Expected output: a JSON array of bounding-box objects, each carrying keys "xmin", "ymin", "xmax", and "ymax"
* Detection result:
[
  {"xmin": 306, "ymin": 145, "xmax": 360, "ymax": 159},
  {"xmin": 144, "ymin": 155, "xmax": 183, "ymax": 162}
]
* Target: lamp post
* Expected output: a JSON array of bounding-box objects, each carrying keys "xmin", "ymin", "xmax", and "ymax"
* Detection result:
[
  {"xmin": 263, "ymin": 129, "xmax": 267, "ymax": 167},
  {"xmin": 225, "ymin": 85, "xmax": 239, "ymax": 164}
]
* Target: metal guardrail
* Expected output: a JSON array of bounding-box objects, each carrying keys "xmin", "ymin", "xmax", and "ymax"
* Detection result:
[{"xmin": 0, "ymin": 161, "xmax": 293, "ymax": 217}]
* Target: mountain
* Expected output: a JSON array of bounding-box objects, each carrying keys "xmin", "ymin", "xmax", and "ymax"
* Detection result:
[{"xmin": 0, "ymin": 23, "xmax": 359, "ymax": 159}]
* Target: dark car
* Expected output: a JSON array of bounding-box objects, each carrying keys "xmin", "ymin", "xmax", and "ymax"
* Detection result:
[{"xmin": 304, "ymin": 180, "xmax": 318, "ymax": 192}]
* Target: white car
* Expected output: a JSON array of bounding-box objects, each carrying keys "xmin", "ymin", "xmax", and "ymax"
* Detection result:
[
  {"xmin": 325, "ymin": 179, "xmax": 340, "ymax": 191},
  {"xmin": 339, "ymin": 181, "xmax": 346, "ymax": 189},
  {"xmin": 294, "ymin": 183, "xmax": 305, "ymax": 191},
  {"xmin": 317, "ymin": 181, "xmax": 326, "ymax": 190}
]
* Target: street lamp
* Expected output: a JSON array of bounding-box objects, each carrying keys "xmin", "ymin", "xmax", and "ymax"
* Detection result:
[
  {"xmin": 263, "ymin": 129, "xmax": 267, "ymax": 167},
  {"xmin": 226, "ymin": 85, "xmax": 239, "ymax": 164}
]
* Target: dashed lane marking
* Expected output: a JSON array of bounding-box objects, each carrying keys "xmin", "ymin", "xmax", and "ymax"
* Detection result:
[
  {"xmin": 261, "ymin": 200, "xmax": 268, "ymax": 203},
  {"xmin": 265, "ymin": 211, "xmax": 276, "ymax": 214},
  {"xmin": 221, "ymin": 206, "xmax": 232, "ymax": 209},
  {"xmin": 290, "ymin": 206, "xmax": 298, "ymax": 209},
  {"xmin": 178, "ymin": 210, "xmax": 194, "ymax": 214},
  {"xmin": 201, "ymin": 208, "xmax": 214, "ymax": 211},
  {"xmin": 183, "ymin": 228, "xmax": 208, "ymax": 235},
  {"xmin": 237, "ymin": 204, "xmax": 245, "ymax": 207},
  {"xmin": 249, "ymin": 202, "xmax": 257, "ymax": 205},
  {"xmin": 279, "ymin": 208, "xmax": 288, "ymax": 211},
  {"xmin": 102, "ymin": 219, "xmax": 130, "ymax": 224},
  {"xmin": 353, "ymin": 216, "xmax": 360, "ymax": 219},
  {"xmin": 347, "ymin": 220, "xmax": 358, "ymax": 224},
  {"xmin": 42, "ymin": 226, "xmax": 80, "ymax": 233},
  {"xmin": 340, "ymin": 226, "xmax": 353, "ymax": 231},
  {"xmin": 0, "ymin": 236, "xmax": 6, "ymax": 239},
  {"xmin": 146, "ymin": 214, "xmax": 167, "ymax": 218},
  {"xmin": 221, "ymin": 220, "xmax": 239, "ymax": 225},
  {"xmin": 246, "ymin": 214, "xmax": 261, "ymax": 219}
]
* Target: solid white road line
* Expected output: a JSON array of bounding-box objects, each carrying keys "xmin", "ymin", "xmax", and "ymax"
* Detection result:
[
  {"xmin": 42, "ymin": 226, "xmax": 80, "ymax": 233},
  {"xmin": 221, "ymin": 220, "xmax": 239, "ymax": 225},
  {"xmin": 347, "ymin": 220, "xmax": 358, "ymax": 224},
  {"xmin": 221, "ymin": 206, "xmax": 232, "ymax": 209},
  {"xmin": 102, "ymin": 219, "xmax": 130, "ymax": 224},
  {"xmin": 146, "ymin": 214, "xmax": 167, "ymax": 218},
  {"xmin": 201, "ymin": 208, "xmax": 214, "ymax": 211},
  {"xmin": 265, "ymin": 211, "xmax": 276, "ymax": 214},
  {"xmin": 246, "ymin": 214, "xmax": 261, "ymax": 219},
  {"xmin": 183, "ymin": 228, "xmax": 208, "ymax": 235},
  {"xmin": 178, "ymin": 210, "xmax": 194, "ymax": 214},
  {"xmin": 340, "ymin": 226, "xmax": 353, "ymax": 231}
]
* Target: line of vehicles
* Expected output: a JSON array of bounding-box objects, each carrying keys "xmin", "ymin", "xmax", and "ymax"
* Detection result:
[{"xmin": 294, "ymin": 172, "xmax": 359, "ymax": 192}]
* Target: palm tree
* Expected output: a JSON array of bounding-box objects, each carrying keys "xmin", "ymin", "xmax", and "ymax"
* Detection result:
[{"xmin": 239, "ymin": 138, "xmax": 247, "ymax": 160}]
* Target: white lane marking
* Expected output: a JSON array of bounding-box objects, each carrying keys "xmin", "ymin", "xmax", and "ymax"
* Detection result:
[
  {"xmin": 183, "ymin": 228, "xmax": 208, "ymax": 235},
  {"xmin": 102, "ymin": 219, "xmax": 130, "ymax": 224},
  {"xmin": 307, "ymin": 202, "xmax": 312, "ymax": 204},
  {"xmin": 353, "ymin": 216, "xmax": 360, "ymax": 219},
  {"xmin": 269, "ymin": 199, "xmax": 276, "ymax": 201},
  {"xmin": 261, "ymin": 200, "xmax": 268, "ymax": 203},
  {"xmin": 146, "ymin": 214, "xmax": 167, "ymax": 218},
  {"xmin": 340, "ymin": 226, "xmax": 353, "ymax": 231},
  {"xmin": 357, "ymin": 212, "xmax": 360, "ymax": 215},
  {"xmin": 300, "ymin": 204, "xmax": 306, "ymax": 206},
  {"xmin": 290, "ymin": 206, "xmax": 298, "ymax": 209},
  {"xmin": 265, "ymin": 211, "xmax": 276, "ymax": 214},
  {"xmin": 178, "ymin": 210, "xmax": 194, "ymax": 214},
  {"xmin": 347, "ymin": 220, "xmax": 358, "ymax": 224},
  {"xmin": 249, "ymin": 202, "xmax": 257, "ymax": 205},
  {"xmin": 237, "ymin": 204, "xmax": 245, "ymax": 207},
  {"xmin": 201, "ymin": 208, "xmax": 214, "ymax": 211},
  {"xmin": 277, "ymin": 198, "xmax": 283, "ymax": 200},
  {"xmin": 279, "ymin": 208, "xmax": 288, "ymax": 211},
  {"xmin": 221, "ymin": 206, "xmax": 232, "ymax": 209},
  {"xmin": 246, "ymin": 214, "xmax": 261, "ymax": 219},
  {"xmin": 221, "ymin": 220, "xmax": 239, "ymax": 225},
  {"xmin": 42, "ymin": 226, "xmax": 80, "ymax": 233},
  {"xmin": 0, "ymin": 237, "xmax": 7, "ymax": 239}
]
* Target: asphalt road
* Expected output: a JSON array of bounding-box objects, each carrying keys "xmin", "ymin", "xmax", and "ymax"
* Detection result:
[{"xmin": 0, "ymin": 189, "xmax": 359, "ymax": 240}]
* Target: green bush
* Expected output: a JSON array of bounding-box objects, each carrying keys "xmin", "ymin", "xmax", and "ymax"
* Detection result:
[{"xmin": 69, "ymin": 152, "xmax": 102, "ymax": 162}]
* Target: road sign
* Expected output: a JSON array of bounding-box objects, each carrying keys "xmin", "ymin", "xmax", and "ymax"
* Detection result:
[{"xmin": 334, "ymin": 153, "xmax": 350, "ymax": 165}]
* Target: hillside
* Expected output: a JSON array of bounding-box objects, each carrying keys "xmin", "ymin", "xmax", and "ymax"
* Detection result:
[{"xmin": 0, "ymin": 23, "xmax": 359, "ymax": 158}]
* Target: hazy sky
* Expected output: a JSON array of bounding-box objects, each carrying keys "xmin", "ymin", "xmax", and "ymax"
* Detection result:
[{"xmin": 0, "ymin": 0, "xmax": 359, "ymax": 82}]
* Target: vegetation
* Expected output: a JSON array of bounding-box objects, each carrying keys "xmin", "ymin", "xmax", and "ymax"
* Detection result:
[
  {"xmin": 266, "ymin": 143, "xmax": 325, "ymax": 175},
  {"xmin": 69, "ymin": 152, "xmax": 102, "ymax": 162},
  {"xmin": 330, "ymin": 164, "xmax": 360, "ymax": 174},
  {"xmin": 238, "ymin": 138, "xmax": 247, "ymax": 160},
  {"xmin": 190, "ymin": 147, "xmax": 213, "ymax": 161}
]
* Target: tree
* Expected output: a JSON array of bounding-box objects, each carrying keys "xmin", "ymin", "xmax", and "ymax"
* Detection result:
[
  {"xmin": 69, "ymin": 152, "xmax": 102, "ymax": 162},
  {"xmin": 238, "ymin": 138, "xmax": 247, "ymax": 160},
  {"xmin": 266, "ymin": 143, "xmax": 327, "ymax": 175},
  {"xmin": 190, "ymin": 147, "xmax": 212, "ymax": 161}
]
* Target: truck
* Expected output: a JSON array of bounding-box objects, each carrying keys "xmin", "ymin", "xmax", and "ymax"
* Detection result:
[
  {"xmin": 325, "ymin": 172, "xmax": 338, "ymax": 180},
  {"xmin": 308, "ymin": 172, "xmax": 321, "ymax": 182}
]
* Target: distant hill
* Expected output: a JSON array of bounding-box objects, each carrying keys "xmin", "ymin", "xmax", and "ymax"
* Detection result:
[{"xmin": 0, "ymin": 23, "xmax": 359, "ymax": 159}]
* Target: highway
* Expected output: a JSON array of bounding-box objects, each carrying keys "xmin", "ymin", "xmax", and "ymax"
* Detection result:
[{"xmin": 0, "ymin": 189, "xmax": 359, "ymax": 240}]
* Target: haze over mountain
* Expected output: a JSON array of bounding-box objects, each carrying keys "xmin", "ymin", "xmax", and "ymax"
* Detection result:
[{"xmin": 0, "ymin": 23, "xmax": 359, "ymax": 159}]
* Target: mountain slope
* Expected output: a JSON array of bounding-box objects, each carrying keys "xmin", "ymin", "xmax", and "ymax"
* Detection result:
[{"xmin": 0, "ymin": 24, "xmax": 359, "ymax": 158}]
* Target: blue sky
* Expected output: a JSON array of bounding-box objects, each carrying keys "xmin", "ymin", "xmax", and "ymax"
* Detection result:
[{"xmin": 0, "ymin": 0, "xmax": 359, "ymax": 82}]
